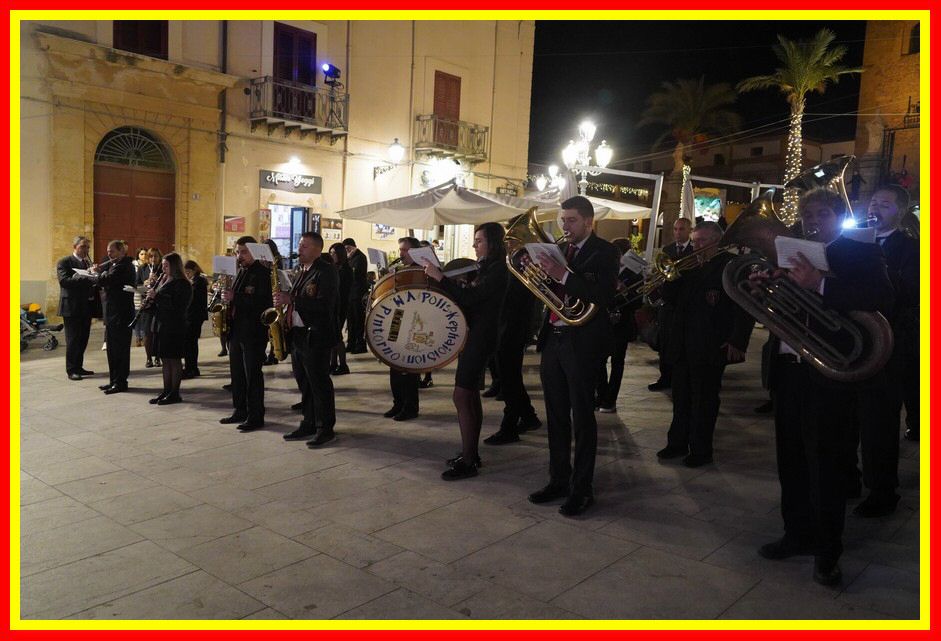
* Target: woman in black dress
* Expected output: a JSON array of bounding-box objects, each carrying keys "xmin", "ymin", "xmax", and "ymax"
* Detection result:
[
  {"xmin": 424, "ymin": 222, "xmax": 508, "ymax": 480},
  {"xmin": 183, "ymin": 259, "xmax": 209, "ymax": 378},
  {"xmin": 137, "ymin": 248, "xmax": 163, "ymax": 368},
  {"xmin": 328, "ymin": 242, "xmax": 352, "ymax": 375},
  {"xmin": 147, "ymin": 252, "xmax": 193, "ymax": 405}
]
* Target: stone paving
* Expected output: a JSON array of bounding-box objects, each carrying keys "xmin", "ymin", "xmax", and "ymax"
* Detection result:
[{"xmin": 18, "ymin": 327, "xmax": 921, "ymax": 621}]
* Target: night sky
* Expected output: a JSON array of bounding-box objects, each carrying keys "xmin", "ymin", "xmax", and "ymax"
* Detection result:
[{"xmin": 527, "ymin": 20, "xmax": 867, "ymax": 169}]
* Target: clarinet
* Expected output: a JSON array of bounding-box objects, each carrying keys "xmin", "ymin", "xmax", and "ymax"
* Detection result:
[{"xmin": 128, "ymin": 269, "xmax": 165, "ymax": 328}]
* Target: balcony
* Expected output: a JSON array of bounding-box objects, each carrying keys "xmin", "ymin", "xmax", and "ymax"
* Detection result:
[
  {"xmin": 414, "ymin": 114, "xmax": 488, "ymax": 163},
  {"xmin": 249, "ymin": 76, "xmax": 349, "ymax": 143}
]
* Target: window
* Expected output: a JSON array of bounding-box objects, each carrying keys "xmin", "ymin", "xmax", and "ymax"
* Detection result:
[
  {"xmin": 750, "ymin": 146, "xmax": 763, "ymax": 157},
  {"xmin": 714, "ymin": 153, "xmax": 726, "ymax": 166},
  {"xmin": 113, "ymin": 21, "xmax": 168, "ymax": 60},
  {"xmin": 274, "ymin": 22, "xmax": 317, "ymax": 86},
  {"xmin": 908, "ymin": 24, "xmax": 920, "ymax": 54}
]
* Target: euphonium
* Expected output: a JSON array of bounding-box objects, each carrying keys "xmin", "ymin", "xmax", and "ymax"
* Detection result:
[
  {"xmin": 504, "ymin": 207, "xmax": 596, "ymax": 325},
  {"xmin": 260, "ymin": 260, "xmax": 288, "ymax": 361},
  {"xmin": 720, "ymin": 175, "xmax": 894, "ymax": 383}
]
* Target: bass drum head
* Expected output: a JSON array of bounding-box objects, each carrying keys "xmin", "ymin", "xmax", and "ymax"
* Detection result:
[{"xmin": 366, "ymin": 286, "xmax": 468, "ymax": 374}]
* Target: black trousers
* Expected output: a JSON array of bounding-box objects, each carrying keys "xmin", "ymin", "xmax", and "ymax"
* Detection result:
[
  {"xmin": 596, "ymin": 328, "xmax": 631, "ymax": 408},
  {"xmin": 774, "ymin": 358, "xmax": 855, "ymax": 562},
  {"xmin": 183, "ymin": 320, "xmax": 204, "ymax": 373},
  {"xmin": 389, "ymin": 369, "xmax": 419, "ymax": 414},
  {"xmin": 63, "ymin": 314, "xmax": 91, "ymax": 375},
  {"xmin": 346, "ymin": 294, "xmax": 366, "ymax": 349},
  {"xmin": 104, "ymin": 321, "xmax": 132, "ymax": 387},
  {"xmin": 540, "ymin": 329, "xmax": 606, "ymax": 495},
  {"xmin": 898, "ymin": 320, "xmax": 919, "ymax": 432},
  {"xmin": 496, "ymin": 333, "xmax": 536, "ymax": 430},
  {"xmin": 290, "ymin": 335, "xmax": 311, "ymax": 411},
  {"xmin": 229, "ymin": 328, "xmax": 267, "ymax": 422},
  {"xmin": 656, "ymin": 304, "xmax": 675, "ymax": 383},
  {"xmin": 666, "ymin": 359, "xmax": 726, "ymax": 458},
  {"xmin": 296, "ymin": 331, "xmax": 336, "ymax": 431}
]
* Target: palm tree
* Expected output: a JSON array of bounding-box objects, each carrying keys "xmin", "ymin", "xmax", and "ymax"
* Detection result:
[{"xmin": 737, "ymin": 28, "xmax": 863, "ymax": 222}]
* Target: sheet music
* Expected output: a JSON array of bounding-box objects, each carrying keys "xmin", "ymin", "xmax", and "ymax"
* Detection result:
[
  {"xmin": 408, "ymin": 246, "xmax": 441, "ymax": 268},
  {"xmin": 367, "ymin": 247, "xmax": 388, "ymax": 269},
  {"xmin": 212, "ymin": 255, "xmax": 238, "ymax": 275},
  {"xmin": 443, "ymin": 264, "xmax": 478, "ymax": 278},
  {"xmin": 525, "ymin": 242, "xmax": 568, "ymax": 266},
  {"xmin": 71, "ymin": 268, "xmax": 96, "ymax": 278},
  {"xmin": 620, "ymin": 251, "xmax": 648, "ymax": 274},
  {"xmin": 775, "ymin": 237, "xmax": 830, "ymax": 271},
  {"xmin": 245, "ymin": 242, "xmax": 275, "ymax": 262}
]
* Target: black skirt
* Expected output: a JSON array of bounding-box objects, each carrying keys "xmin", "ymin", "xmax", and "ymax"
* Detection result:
[{"xmin": 155, "ymin": 327, "xmax": 187, "ymax": 359}]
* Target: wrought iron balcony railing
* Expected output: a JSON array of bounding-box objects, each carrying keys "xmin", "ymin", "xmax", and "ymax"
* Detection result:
[
  {"xmin": 249, "ymin": 76, "xmax": 349, "ymax": 141},
  {"xmin": 414, "ymin": 114, "xmax": 488, "ymax": 162}
]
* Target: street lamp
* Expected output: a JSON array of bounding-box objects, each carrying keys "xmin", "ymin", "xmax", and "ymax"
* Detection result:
[
  {"xmin": 561, "ymin": 120, "xmax": 612, "ymax": 195},
  {"xmin": 532, "ymin": 163, "xmax": 566, "ymax": 192},
  {"xmin": 374, "ymin": 138, "xmax": 405, "ymax": 179}
]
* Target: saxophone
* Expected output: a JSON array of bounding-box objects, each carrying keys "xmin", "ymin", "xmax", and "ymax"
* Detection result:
[
  {"xmin": 208, "ymin": 275, "xmax": 230, "ymax": 337},
  {"xmin": 260, "ymin": 261, "xmax": 288, "ymax": 361}
]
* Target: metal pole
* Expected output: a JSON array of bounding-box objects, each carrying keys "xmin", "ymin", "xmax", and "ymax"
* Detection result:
[{"xmin": 645, "ymin": 173, "xmax": 665, "ymax": 263}]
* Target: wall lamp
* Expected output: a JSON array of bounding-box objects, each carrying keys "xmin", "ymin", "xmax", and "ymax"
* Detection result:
[{"xmin": 374, "ymin": 138, "xmax": 406, "ymax": 179}]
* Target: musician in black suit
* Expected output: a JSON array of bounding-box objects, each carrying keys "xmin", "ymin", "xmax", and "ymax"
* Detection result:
[
  {"xmin": 343, "ymin": 238, "xmax": 369, "ymax": 354},
  {"xmin": 279, "ymin": 232, "xmax": 340, "ymax": 447},
  {"xmin": 182, "ymin": 260, "xmax": 209, "ymax": 379},
  {"xmin": 596, "ymin": 238, "xmax": 644, "ymax": 413},
  {"xmin": 656, "ymin": 223, "xmax": 754, "ymax": 467},
  {"xmin": 425, "ymin": 222, "xmax": 509, "ymax": 480},
  {"xmin": 528, "ymin": 196, "xmax": 619, "ymax": 516},
  {"xmin": 220, "ymin": 236, "xmax": 272, "ymax": 430},
  {"xmin": 56, "ymin": 236, "xmax": 97, "ymax": 380},
  {"xmin": 851, "ymin": 185, "xmax": 920, "ymax": 517},
  {"xmin": 757, "ymin": 188, "xmax": 894, "ymax": 586},
  {"xmin": 649, "ymin": 218, "xmax": 694, "ymax": 391},
  {"xmin": 91, "ymin": 240, "xmax": 136, "ymax": 393},
  {"xmin": 383, "ymin": 238, "xmax": 422, "ymax": 421}
]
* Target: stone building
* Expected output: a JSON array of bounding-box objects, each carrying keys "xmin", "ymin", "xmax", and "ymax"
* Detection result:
[{"xmin": 19, "ymin": 19, "xmax": 535, "ymax": 314}]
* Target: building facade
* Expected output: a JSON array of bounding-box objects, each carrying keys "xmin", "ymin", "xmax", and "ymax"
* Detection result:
[{"xmin": 20, "ymin": 19, "xmax": 535, "ymax": 314}]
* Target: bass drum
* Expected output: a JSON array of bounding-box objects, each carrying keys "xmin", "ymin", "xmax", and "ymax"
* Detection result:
[{"xmin": 366, "ymin": 267, "xmax": 469, "ymax": 374}]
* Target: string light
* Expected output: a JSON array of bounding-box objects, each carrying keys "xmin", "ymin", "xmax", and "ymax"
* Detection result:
[{"xmin": 782, "ymin": 110, "xmax": 804, "ymax": 225}]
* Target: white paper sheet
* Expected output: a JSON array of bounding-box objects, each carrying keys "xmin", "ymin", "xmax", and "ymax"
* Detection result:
[
  {"xmin": 407, "ymin": 246, "xmax": 442, "ymax": 268},
  {"xmin": 775, "ymin": 237, "xmax": 830, "ymax": 271},
  {"xmin": 212, "ymin": 255, "xmax": 238, "ymax": 275},
  {"xmin": 367, "ymin": 247, "xmax": 388, "ymax": 269},
  {"xmin": 245, "ymin": 242, "xmax": 275, "ymax": 262},
  {"xmin": 525, "ymin": 242, "xmax": 568, "ymax": 266},
  {"xmin": 620, "ymin": 251, "xmax": 648, "ymax": 274}
]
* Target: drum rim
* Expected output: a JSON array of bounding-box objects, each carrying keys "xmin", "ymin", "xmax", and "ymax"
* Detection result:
[{"xmin": 365, "ymin": 285, "xmax": 468, "ymax": 374}]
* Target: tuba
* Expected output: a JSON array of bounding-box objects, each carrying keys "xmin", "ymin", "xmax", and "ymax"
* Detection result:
[
  {"xmin": 721, "ymin": 165, "xmax": 894, "ymax": 383},
  {"xmin": 504, "ymin": 207, "xmax": 597, "ymax": 325}
]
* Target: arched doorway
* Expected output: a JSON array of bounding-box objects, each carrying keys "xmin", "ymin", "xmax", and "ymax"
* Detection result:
[{"xmin": 94, "ymin": 127, "xmax": 176, "ymax": 263}]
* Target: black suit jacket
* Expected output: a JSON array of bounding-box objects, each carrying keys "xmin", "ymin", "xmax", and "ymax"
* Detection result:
[
  {"xmin": 348, "ymin": 249, "xmax": 369, "ymax": 297},
  {"xmin": 293, "ymin": 256, "xmax": 340, "ymax": 348},
  {"xmin": 663, "ymin": 241, "xmax": 694, "ymax": 260},
  {"xmin": 154, "ymin": 278, "xmax": 193, "ymax": 335},
  {"xmin": 97, "ymin": 256, "xmax": 136, "ymax": 325},
  {"xmin": 441, "ymin": 257, "xmax": 508, "ymax": 336},
  {"xmin": 187, "ymin": 275, "xmax": 209, "ymax": 324},
  {"xmin": 230, "ymin": 260, "xmax": 272, "ymax": 337},
  {"xmin": 879, "ymin": 229, "xmax": 919, "ymax": 327},
  {"xmin": 56, "ymin": 255, "xmax": 95, "ymax": 318}
]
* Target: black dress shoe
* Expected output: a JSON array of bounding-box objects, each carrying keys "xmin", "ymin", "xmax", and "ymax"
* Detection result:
[
  {"xmin": 648, "ymin": 380, "xmax": 670, "ymax": 391},
  {"xmin": 383, "ymin": 406, "xmax": 403, "ymax": 419},
  {"xmin": 852, "ymin": 494, "xmax": 900, "ymax": 518},
  {"xmin": 393, "ymin": 410, "xmax": 418, "ymax": 422},
  {"xmin": 68, "ymin": 373, "xmax": 83, "ymax": 381},
  {"xmin": 418, "ymin": 377, "xmax": 433, "ymax": 389},
  {"xmin": 528, "ymin": 484, "xmax": 570, "ymax": 504},
  {"xmin": 813, "ymin": 557, "xmax": 843, "ymax": 586},
  {"xmin": 149, "ymin": 392, "xmax": 169, "ymax": 404},
  {"xmin": 284, "ymin": 427, "xmax": 317, "ymax": 441},
  {"xmin": 103, "ymin": 385, "xmax": 127, "ymax": 395},
  {"xmin": 222, "ymin": 383, "xmax": 232, "ymax": 391},
  {"xmin": 237, "ymin": 420, "xmax": 265, "ymax": 432},
  {"xmin": 217, "ymin": 350, "xmax": 228, "ymax": 357},
  {"xmin": 219, "ymin": 414, "xmax": 248, "ymax": 424},
  {"xmin": 306, "ymin": 429, "xmax": 336, "ymax": 447},
  {"xmin": 332, "ymin": 365, "xmax": 351, "ymax": 376},
  {"xmin": 559, "ymin": 493, "xmax": 594, "ymax": 517},
  {"xmin": 481, "ymin": 386, "xmax": 500, "ymax": 398},
  {"xmin": 757, "ymin": 537, "xmax": 814, "ymax": 560},
  {"xmin": 754, "ymin": 400, "xmax": 774, "ymax": 414},
  {"xmin": 291, "ymin": 402, "xmax": 304, "ymax": 411},
  {"xmin": 683, "ymin": 454, "xmax": 713, "ymax": 468},
  {"xmin": 483, "ymin": 430, "xmax": 520, "ymax": 445},
  {"xmin": 518, "ymin": 415, "xmax": 542, "ymax": 431},
  {"xmin": 157, "ymin": 394, "xmax": 183, "ymax": 405},
  {"xmin": 145, "ymin": 359, "xmax": 155, "ymax": 368},
  {"xmin": 446, "ymin": 453, "xmax": 483, "ymax": 468},
  {"xmin": 656, "ymin": 445, "xmax": 688, "ymax": 459},
  {"xmin": 78, "ymin": 368, "xmax": 95, "ymax": 376},
  {"xmin": 99, "ymin": 383, "xmax": 113, "ymax": 390},
  {"xmin": 181, "ymin": 371, "xmax": 195, "ymax": 380},
  {"xmin": 441, "ymin": 457, "xmax": 480, "ymax": 480},
  {"xmin": 904, "ymin": 428, "xmax": 919, "ymax": 442}
]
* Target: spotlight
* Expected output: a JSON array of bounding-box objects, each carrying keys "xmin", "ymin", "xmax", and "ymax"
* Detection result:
[{"xmin": 322, "ymin": 63, "xmax": 341, "ymax": 86}]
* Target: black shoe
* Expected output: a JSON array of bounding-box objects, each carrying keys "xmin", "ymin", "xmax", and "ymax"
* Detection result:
[
  {"xmin": 518, "ymin": 415, "xmax": 542, "ymax": 431},
  {"xmin": 157, "ymin": 394, "xmax": 183, "ymax": 405},
  {"xmin": 219, "ymin": 414, "xmax": 247, "ymax": 424},
  {"xmin": 284, "ymin": 427, "xmax": 317, "ymax": 441},
  {"xmin": 656, "ymin": 445, "xmax": 688, "ymax": 459},
  {"xmin": 598, "ymin": 405, "xmax": 616, "ymax": 414},
  {"xmin": 446, "ymin": 453, "xmax": 483, "ymax": 468},
  {"xmin": 237, "ymin": 420, "xmax": 265, "ymax": 432},
  {"xmin": 291, "ymin": 402, "xmax": 304, "ymax": 411},
  {"xmin": 481, "ymin": 386, "xmax": 500, "ymax": 398},
  {"xmin": 332, "ymin": 364, "xmax": 350, "ymax": 376},
  {"xmin": 813, "ymin": 557, "xmax": 843, "ymax": 586},
  {"xmin": 754, "ymin": 400, "xmax": 774, "ymax": 414},
  {"xmin": 153, "ymin": 358, "xmax": 161, "ymax": 367},
  {"xmin": 348, "ymin": 346, "xmax": 368, "ymax": 354},
  {"xmin": 149, "ymin": 392, "xmax": 169, "ymax": 404},
  {"xmin": 418, "ymin": 378, "xmax": 434, "ymax": 389},
  {"xmin": 441, "ymin": 457, "xmax": 480, "ymax": 480},
  {"xmin": 683, "ymin": 454, "xmax": 713, "ymax": 468},
  {"xmin": 307, "ymin": 429, "xmax": 336, "ymax": 447},
  {"xmin": 68, "ymin": 373, "xmax": 83, "ymax": 381},
  {"xmin": 103, "ymin": 385, "xmax": 127, "ymax": 395},
  {"xmin": 222, "ymin": 383, "xmax": 232, "ymax": 391},
  {"xmin": 559, "ymin": 493, "xmax": 594, "ymax": 517},
  {"xmin": 483, "ymin": 430, "xmax": 520, "ymax": 445},
  {"xmin": 393, "ymin": 410, "xmax": 418, "ymax": 422},
  {"xmin": 145, "ymin": 359, "xmax": 154, "ymax": 368},
  {"xmin": 528, "ymin": 484, "xmax": 570, "ymax": 504},
  {"xmin": 78, "ymin": 368, "xmax": 95, "ymax": 376},
  {"xmin": 218, "ymin": 350, "xmax": 228, "ymax": 357},
  {"xmin": 904, "ymin": 428, "xmax": 919, "ymax": 442},
  {"xmin": 383, "ymin": 406, "xmax": 403, "ymax": 419},
  {"xmin": 181, "ymin": 370, "xmax": 199, "ymax": 380},
  {"xmin": 99, "ymin": 383, "xmax": 113, "ymax": 390},
  {"xmin": 758, "ymin": 537, "xmax": 814, "ymax": 560},
  {"xmin": 852, "ymin": 494, "xmax": 900, "ymax": 518},
  {"xmin": 648, "ymin": 380, "xmax": 670, "ymax": 391},
  {"xmin": 263, "ymin": 355, "xmax": 278, "ymax": 366}
]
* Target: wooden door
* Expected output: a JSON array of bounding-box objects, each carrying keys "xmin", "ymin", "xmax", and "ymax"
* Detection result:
[
  {"xmin": 433, "ymin": 71, "xmax": 461, "ymax": 149},
  {"xmin": 94, "ymin": 164, "xmax": 175, "ymax": 262}
]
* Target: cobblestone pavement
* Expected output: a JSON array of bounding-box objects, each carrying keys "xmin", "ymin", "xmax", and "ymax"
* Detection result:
[{"xmin": 18, "ymin": 328, "xmax": 921, "ymax": 621}]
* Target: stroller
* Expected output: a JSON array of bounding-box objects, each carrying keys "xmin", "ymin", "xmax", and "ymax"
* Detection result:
[{"xmin": 20, "ymin": 304, "xmax": 63, "ymax": 352}]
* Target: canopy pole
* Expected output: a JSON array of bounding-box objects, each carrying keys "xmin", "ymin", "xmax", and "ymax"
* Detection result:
[{"xmin": 645, "ymin": 173, "xmax": 664, "ymax": 263}]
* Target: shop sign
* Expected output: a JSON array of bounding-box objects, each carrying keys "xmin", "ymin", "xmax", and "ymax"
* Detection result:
[{"xmin": 259, "ymin": 170, "xmax": 322, "ymax": 194}]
